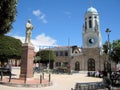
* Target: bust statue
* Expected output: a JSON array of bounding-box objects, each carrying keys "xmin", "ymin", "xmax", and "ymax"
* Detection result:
[{"xmin": 25, "ymin": 19, "xmax": 33, "ymax": 43}]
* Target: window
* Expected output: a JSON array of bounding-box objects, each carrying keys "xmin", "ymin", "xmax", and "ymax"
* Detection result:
[
  {"xmin": 89, "ymin": 20, "xmax": 92, "ymax": 28},
  {"xmin": 55, "ymin": 51, "xmax": 58, "ymax": 56},
  {"xmin": 85, "ymin": 21, "xmax": 87, "ymax": 29},
  {"xmin": 65, "ymin": 51, "xmax": 68, "ymax": 56},
  {"xmin": 60, "ymin": 51, "xmax": 63, "ymax": 56},
  {"xmin": 89, "ymin": 16, "xmax": 92, "ymax": 19},
  {"xmin": 56, "ymin": 62, "xmax": 61, "ymax": 67}
]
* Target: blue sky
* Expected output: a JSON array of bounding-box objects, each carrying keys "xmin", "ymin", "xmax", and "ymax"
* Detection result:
[{"xmin": 8, "ymin": 0, "xmax": 120, "ymax": 51}]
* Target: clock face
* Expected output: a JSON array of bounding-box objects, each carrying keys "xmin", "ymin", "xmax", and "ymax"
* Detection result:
[
  {"xmin": 88, "ymin": 38, "xmax": 95, "ymax": 44},
  {"xmin": 86, "ymin": 35, "xmax": 97, "ymax": 47}
]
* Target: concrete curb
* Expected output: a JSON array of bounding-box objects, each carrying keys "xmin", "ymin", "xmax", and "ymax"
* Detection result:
[{"xmin": 0, "ymin": 81, "xmax": 53, "ymax": 88}]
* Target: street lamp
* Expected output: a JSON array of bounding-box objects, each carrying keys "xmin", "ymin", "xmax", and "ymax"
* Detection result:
[
  {"xmin": 105, "ymin": 28, "xmax": 111, "ymax": 78},
  {"xmin": 106, "ymin": 28, "xmax": 111, "ymax": 51}
]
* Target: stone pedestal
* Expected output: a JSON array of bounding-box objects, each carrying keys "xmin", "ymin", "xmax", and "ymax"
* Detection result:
[{"xmin": 20, "ymin": 43, "xmax": 34, "ymax": 79}]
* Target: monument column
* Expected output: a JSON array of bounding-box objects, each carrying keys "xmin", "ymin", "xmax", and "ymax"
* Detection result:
[
  {"xmin": 20, "ymin": 19, "xmax": 34, "ymax": 79},
  {"xmin": 20, "ymin": 43, "xmax": 34, "ymax": 79}
]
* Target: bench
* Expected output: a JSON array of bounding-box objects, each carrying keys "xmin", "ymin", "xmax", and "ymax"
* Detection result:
[
  {"xmin": 0, "ymin": 67, "xmax": 11, "ymax": 75},
  {"xmin": 111, "ymin": 74, "xmax": 120, "ymax": 86},
  {"xmin": 71, "ymin": 82, "xmax": 107, "ymax": 90},
  {"xmin": 0, "ymin": 67, "xmax": 12, "ymax": 82}
]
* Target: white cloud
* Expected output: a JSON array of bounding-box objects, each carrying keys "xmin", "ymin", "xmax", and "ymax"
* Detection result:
[
  {"xmin": 39, "ymin": 14, "xmax": 45, "ymax": 19},
  {"xmin": 33, "ymin": 9, "xmax": 48, "ymax": 24},
  {"xmin": 33, "ymin": 10, "xmax": 41, "ymax": 16},
  {"xmin": 14, "ymin": 36, "xmax": 25, "ymax": 43},
  {"xmin": 13, "ymin": 33, "xmax": 58, "ymax": 51},
  {"xmin": 42, "ymin": 19, "xmax": 47, "ymax": 24},
  {"xmin": 64, "ymin": 11, "xmax": 72, "ymax": 19}
]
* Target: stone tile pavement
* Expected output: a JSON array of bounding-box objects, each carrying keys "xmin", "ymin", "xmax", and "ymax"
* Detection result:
[{"xmin": 0, "ymin": 67, "xmax": 119, "ymax": 90}]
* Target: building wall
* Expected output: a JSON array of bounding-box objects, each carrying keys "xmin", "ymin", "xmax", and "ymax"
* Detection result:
[{"xmin": 53, "ymin": 46, "xmax": 116, "ymax": 72}]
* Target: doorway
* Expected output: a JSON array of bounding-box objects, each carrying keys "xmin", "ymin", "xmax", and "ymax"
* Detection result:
[
  {"xmin": 75, "ymin": 61, "xmax": 80, "ymax": 71},
  {"xmin": 88, "ymin": 58, "xmax": 95, "ymax": 71}
]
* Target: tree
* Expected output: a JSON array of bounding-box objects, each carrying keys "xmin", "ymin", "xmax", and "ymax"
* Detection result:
[
  {"xmin": 0, "ymin": 35, "xmax": 22, "ymax": 63},
  {"xmin": 111, "ymin": 40, "xmax": 120, "ymax": 63},
  {"xmin": 35, "ymin": 50, "xmax": 56, "ymax": 69},
  {"xmin": 103, "ymin": 41, "xmax": 112, "ymax": 54},
  {"xmin": 0, "ymin": 0, "xmax": 18, "ymax": 34},
  {"xmin": 103, "ymin": 41, "xmax": 112, "ymax": 71},
  {"xmin": 36, "ymin": 50, "xmax": 56, "ymax": 62},
  {"xmin": 103, "ymin": 42, "xmax": 109, "ymax": 54}
]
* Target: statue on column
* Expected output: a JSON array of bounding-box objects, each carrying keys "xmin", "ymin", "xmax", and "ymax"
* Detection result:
[{"xmin": 25, "ymin": 19, "xmax": 33, "ymax": 43}]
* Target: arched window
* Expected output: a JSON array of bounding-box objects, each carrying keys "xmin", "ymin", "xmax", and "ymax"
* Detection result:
[
  {"xmin": 75, "ymin": 61, "xmax": 80, "ymax": 71},
  {"xmin": 94, "ymin": 16, "xmax": 97, "ymax": 19},
  {"xmin": 85, "ymin": 21, "xmax": 87, "ymax": 29},
  {"xmin": 89, "ymin": 20, "xmax": 92, "ymax": 28}
]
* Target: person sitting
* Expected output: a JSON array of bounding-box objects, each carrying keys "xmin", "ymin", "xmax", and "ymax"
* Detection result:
[
  {"xmin": 95, "ymin": 70, "xmax": 100, "ymax": 77},
  {"xmin": 102, "ymin": 72, "xmax": 112, "ymax": 90}
]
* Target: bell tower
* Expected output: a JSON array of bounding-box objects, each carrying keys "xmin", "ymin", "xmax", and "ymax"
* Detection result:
[{"xmin": 82, "ymin": 6, "xmax": 102, "ymax": 48}]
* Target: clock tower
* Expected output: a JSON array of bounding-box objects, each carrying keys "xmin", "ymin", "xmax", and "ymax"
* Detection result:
[{"xmin": 82, "ymin": 6, "xmax": 102, "ymax": 48}]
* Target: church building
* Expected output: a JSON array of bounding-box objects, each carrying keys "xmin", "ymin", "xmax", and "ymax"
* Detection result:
[{"xmin": 45, "ymin": 6, "xmax": 115, "ymax": 72}]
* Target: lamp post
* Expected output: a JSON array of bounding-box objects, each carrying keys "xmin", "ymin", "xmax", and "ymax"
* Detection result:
[
  {"xmin": 106, "ymin": 28, "xmax": 111, "ymax": 51},
  {"xmin": 48, "ymin": 46, "xmax": 50, "ymax": 74},
  {"xmin": 105, "ymin": 28, "xmax": 111, "ymax": 79}
]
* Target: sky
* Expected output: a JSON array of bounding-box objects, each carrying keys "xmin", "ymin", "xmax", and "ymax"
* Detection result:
[{"xmin": 8, "ymin": 0, "xmax": 120, "ymax": 51}]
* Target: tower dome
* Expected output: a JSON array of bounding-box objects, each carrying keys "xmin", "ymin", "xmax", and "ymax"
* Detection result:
[{"xmin": 87, "ymin": 6, "xmax": 98, "ymax": 13}]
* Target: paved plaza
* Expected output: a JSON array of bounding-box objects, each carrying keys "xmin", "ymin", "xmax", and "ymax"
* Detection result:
[{"xmin": 0, "ymin": 67, "xmax": 103, "ymax": 90}]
